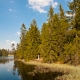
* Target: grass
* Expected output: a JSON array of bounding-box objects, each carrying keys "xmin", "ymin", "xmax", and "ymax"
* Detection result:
[{"xmin": 16, "ymin": 59, "xmax": 80, "ymax": 80}]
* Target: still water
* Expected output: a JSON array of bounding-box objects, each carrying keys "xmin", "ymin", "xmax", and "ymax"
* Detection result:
[
  {"xmin": 0, "ymin": 56, "xmax": 63, "ymax": 80},
  {"xmin": 0, "ymin": 56, "xmax": 21, "ymax": 80}
]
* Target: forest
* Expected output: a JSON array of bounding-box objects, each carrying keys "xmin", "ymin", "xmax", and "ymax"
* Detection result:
[
  {"xmin": 15, "ymin": 0, "xmax": 80, "ymax": 65},
  {"xmin": 0, "ymin": 49, "xmax": 8, "ymax": 56}
]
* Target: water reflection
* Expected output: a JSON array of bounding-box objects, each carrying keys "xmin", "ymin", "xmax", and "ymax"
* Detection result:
[
  {"xmin": 0, "ymin": 56, "xmax": 14, "ymax": 64},
  {"xmin": 0, "ymin": 57, "xmax": 64, "ymax": 80},
  {"xmin": 0, "ymin": 56, "xmax": 21, "ymax": 80},
  {"xmin": 14, "ymin": 61, "xmax": 64, "ymax": 80}
]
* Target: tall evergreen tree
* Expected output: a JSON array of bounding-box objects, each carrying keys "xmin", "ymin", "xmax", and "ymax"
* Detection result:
[
  {"xmin": 41, "ymin": 6, "xmax": 60, "ymax": 63},
  {"xmin": 68, "ymin": 0, "xmax": 80, "ymax": 30},
  {"xmin": 58, "ymin": 5, "xmax": 70, "ymax": 62},
  {"xmin": 25, "ymin": 19, "xmax": 41, "ymax": 60},
  {"xmin": 15, "ymin": 43, "xmax": 21, "ymax": 59},
  {"xmin": 63, "ymin": 0, "xmax": 80, "ymax": 65},
  {"xmin": 16, "ymin": 23, "xmax": 27, "ymax": 59},
  {"xmin": 48, "ymin": 5, "xmax": 54, "ymax": 21},
  {"xmin": 20, "ymin": 23, "xmax": 27, "ymax": 59},
  {"xmin": 59, "ymin": 4, "xmax": 65, "ymax": 19}
]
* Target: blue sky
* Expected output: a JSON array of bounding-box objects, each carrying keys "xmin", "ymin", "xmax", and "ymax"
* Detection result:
[{"xmin": 0, "ymin": 0, "xmax": 72, "ymax": 50}]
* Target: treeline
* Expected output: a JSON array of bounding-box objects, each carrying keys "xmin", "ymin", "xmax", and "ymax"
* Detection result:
[
  {"xmin": 0, "ymin": 49, "xmax": 8, "ymax": 56},
  {"xmin": 15, "ymin": 0, "xmax": 80, "ymax": 65}
]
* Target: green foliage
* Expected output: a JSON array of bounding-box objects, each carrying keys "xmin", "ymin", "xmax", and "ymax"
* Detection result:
[
  {"xmin": 40, "ymin": 7, "xmax": 62, "ymax": 62},
  {"xmin": 63, "ymin": 0, "xmax": 80, "ymax": 65},
  {"xmin": 68, "ymin": 0, "xmax": 80, "ymax": 30},
  {"xmin": 74, "ymin": 0, "xmax": 80, "ymax": 30},
  {"xmin": 0, "ymin": 49, "xmax": 8, "ymax": 56},
  {"xmin": 15, "ymin": 3, "xmax": 80, "ymax": 65},
  {"xmin": 15, "ymin": 20, "xmax": 41, "ymax": 61},
  {"xmin": 48, "ymin": 5, "xmax": 54, "ymax": 20},
  {"xmin": 59, "ymin": 4, "xmax": 65, "ymax": 19},
  {"xmin": 25, "ymin": 19, "xmax": 41, "ymax": 60},
  {"xmin": 15, "ymin": 23, "xmax": 26, "ymax": 59}
]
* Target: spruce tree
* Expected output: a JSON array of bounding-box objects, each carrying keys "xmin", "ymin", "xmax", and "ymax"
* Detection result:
[
  {"xmin": 15, "ymin": 23, "xmax": 26, "ymax": 59},
  {"xmin": 63, "ymin": 0, "xmax": 80, "ymax": 65},
  {"xmin": 58, "ymin": 5, "xmax": 69, "ymax": 62},
  {"xmin": 41, "ymin": 6, "xmax": 59, "ymax": 63},
  {"xmin": 25, "ymin": 19, "xmax": 41, "ymax": 60}
]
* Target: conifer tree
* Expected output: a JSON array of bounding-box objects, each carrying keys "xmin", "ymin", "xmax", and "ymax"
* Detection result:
[
  {"xmin": 63, "ymin": 0, "xmax": 80, "ymax": 65},
  {"xmin": 41, "ymin": 6, "xmax": 59, "ymax": 63},
  {"xmin": 16, "ymin": 23, "xmax": 27, "ymax": 59},
  {"xmin": 59, "ymin": 4, "xmax": 65, "ymax": 19},
  {"xmin": 25, "ymin": 19, "xmax": 41, "ymax": 60},
  {"xmin": 68, "ymin": 0, "xmax": 80, "ymax": 30},
  {"xmin": 15, "ymin": 43, "xmax": 21, "ymax": 59},
  {"xmin": 58, "ymin": 5, "xmax": 69, "ymax": 62},
  {"xmin": 48, "ymin": 5, "xmax": 54, "ymax": 21},
  {"xmin": 20, "ymin": 23, "xmax": 27, "ymax": 59}
]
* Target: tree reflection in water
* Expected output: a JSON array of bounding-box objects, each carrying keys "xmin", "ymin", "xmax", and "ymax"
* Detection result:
[
  {"xmin": 13, "ymin": 61, "xmax": 64, "ymax": 80},
  {"xmin": 0, "ymin": 57, "xmax": 14, "ymax": 64}
]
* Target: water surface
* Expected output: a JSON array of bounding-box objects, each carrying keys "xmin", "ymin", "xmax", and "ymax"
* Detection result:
[
  {"xmin": 0, "ymin": 56, "xmax": 21, "ymax": 80},
  {"xmin": 0, "ymin": 56, "xmax": 63, "ymax": 80}
]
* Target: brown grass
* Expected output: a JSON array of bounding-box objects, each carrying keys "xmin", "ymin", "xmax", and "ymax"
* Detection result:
[{"xmin": 16, "ymin": 59, "xmax": 80, "ymax": 80}]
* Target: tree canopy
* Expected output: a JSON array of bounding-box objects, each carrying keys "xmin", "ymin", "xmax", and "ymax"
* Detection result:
[{"xmin": 15, "ymin": 1, "xmax": 80, "ymax": 65}]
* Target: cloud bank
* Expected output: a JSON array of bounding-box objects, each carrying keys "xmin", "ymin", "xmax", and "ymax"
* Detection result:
[{"xmin": 28, "ymin": 0, "xmax": 58, "ymax": 13}]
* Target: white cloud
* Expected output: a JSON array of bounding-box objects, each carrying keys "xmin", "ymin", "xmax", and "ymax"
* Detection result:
[
  {"xmin": 5, "ymin": 40, "xmax": 17, "ymax": 49},
  {"xmin": 6, "ymin": 40, "xmax": 10, "ymax": 45},
  {"xmin": 9, "ymin": 9, "xmax": 12, "ymax": 11},
  {"xmin": 52, "ymin": 2, "xmax": 58, "ymax": 8},
  {"xmin": 65, "ymin": 13, "xmax": 75, "ymax": 17},
  {"xmin": 17, "ymin": 32, "xmax": 20, "ymax": 35},
  {"xmin": 6, "ymin": 40, "xmax": 17, "ymax": 46},
  {"xmin": 11, "ymin": 41, "xmax": 17, "ymax": 45},
  {"xmin": 6, "ymin": 40, "xmax": 10, "ymax": 43},
  {"xmin": 9, "ymin": 9, "xmax": 15, "ymax": 12},
  {"xmin": 65, "ymin": 13, "xmax": 72, "ymax": 17},
  {"xmin": 15, "ymin": 32, "xmax": 20, "ymax": 36},
  {"xmin": 28, "ymin": 0, "xmax": 58, "ymax": 13}
]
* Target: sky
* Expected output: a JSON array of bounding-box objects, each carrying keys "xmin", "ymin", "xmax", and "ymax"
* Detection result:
[{"xmin": 0, "ymin": 0, "xmax": 72, "ymax": 50}]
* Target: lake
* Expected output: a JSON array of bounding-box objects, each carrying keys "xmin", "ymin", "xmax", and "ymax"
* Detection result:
[{"xmin": 0, "ymin": 56, "xmax": 63, "ymax": 80}]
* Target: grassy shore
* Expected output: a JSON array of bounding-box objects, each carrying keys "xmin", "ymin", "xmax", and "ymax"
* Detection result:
[
  {"xmin": 16, "ymin": 59, "xmax": 80, "ymax": 80},
  {"xmin": 8, "ymin": 54, "xmax": 14, "ymax": 56}
]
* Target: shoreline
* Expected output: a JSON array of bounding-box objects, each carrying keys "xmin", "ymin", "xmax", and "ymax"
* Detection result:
[
  {"xmin": 15, "ymin": 59, "xmax": 80, "ymax": 80},
  {"xmin": 15, "ymin": 59, "xmax": 78, "ymax": 68}
]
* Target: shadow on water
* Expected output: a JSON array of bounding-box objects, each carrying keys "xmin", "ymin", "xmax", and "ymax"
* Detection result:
[{"xmin": 13, "ymin": 61, "xmax": 64, "ymax": 80}]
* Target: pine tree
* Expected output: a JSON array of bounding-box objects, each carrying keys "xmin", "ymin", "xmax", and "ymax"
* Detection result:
[
  {"xmin": 58, "ymin": 5, "xmax": 70, "ymax": 62},
  {"xmin": 59, "ymin": 4, "xmax": 65, "ymax": 19},
  {"xmin": 25, "ymin": 19, "xmax": 41, "ymax": 60},
  {"xmin": 15, "ymin": 23, "xmax": 27, "ymax": 59},
  {"xmin": 74, "ymin": 0, "xmax": 80, "ymax": 30},
  {"xmin": 63, "ymin": 0, "xmax": 80, "ymax": 65},
  {"xmin": 48, "ymin": 5, "xmax": 54, "ymax": 21},
  {"xmin": 20, "ymin": 23, "xmax": 27, "ymax": 59},
  {"xmin": 40, "ymin": 6, "xmax": 60, "ymax": 63},
  {"xmin": 68, "ymin": 0, "xmax": 80, "ymax": 30},
  {"xmin": 15, "ymin": 43, "xmax": 21, "ymax": 59}
]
